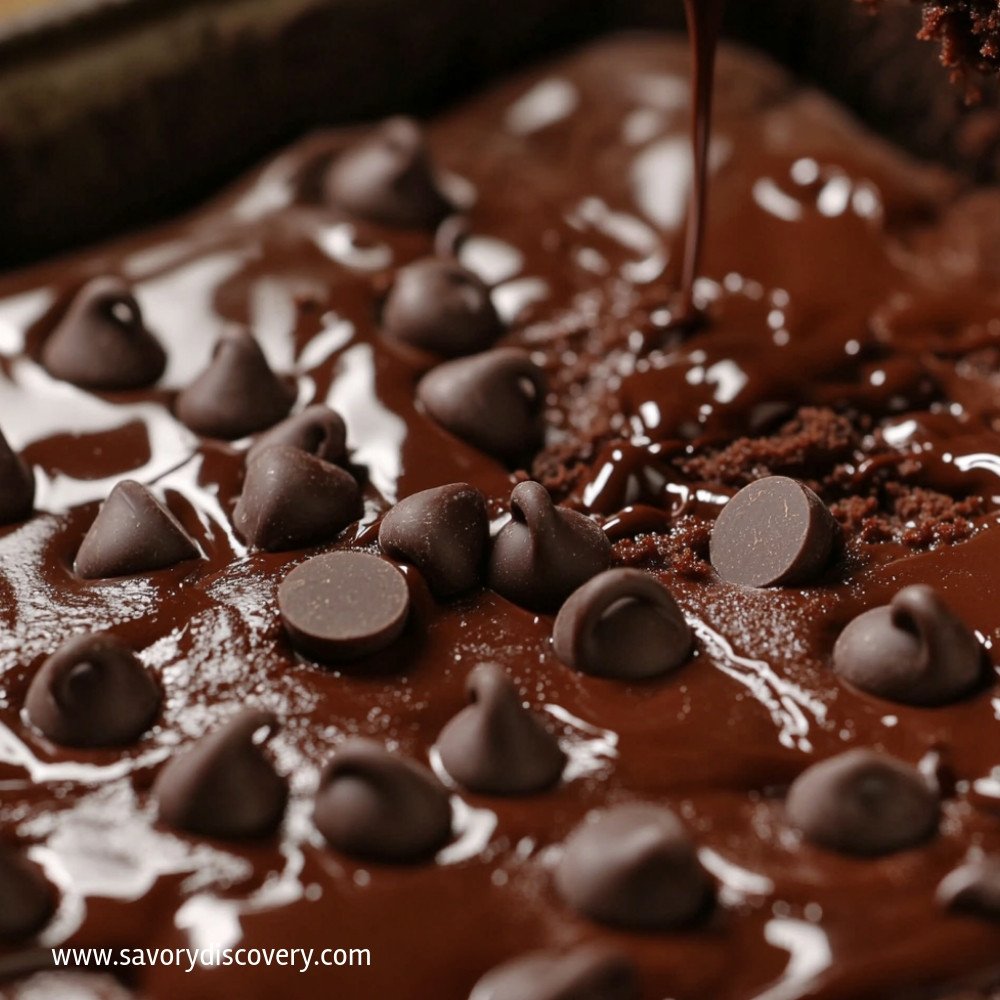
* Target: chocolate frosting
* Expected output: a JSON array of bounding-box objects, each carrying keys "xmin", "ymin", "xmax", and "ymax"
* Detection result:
[{"xmin": 1, "ymin": 32, "xmax": 1000, "ymax": 1000}]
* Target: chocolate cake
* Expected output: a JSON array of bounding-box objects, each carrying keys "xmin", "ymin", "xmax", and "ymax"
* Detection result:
[
  {"xmin": 0, "ymin": 9, "xmax": 1000, "ymax": 1000},
  {"xmin": 871, "ymin": 0, "xmax": 1000, "ymax": 80}
]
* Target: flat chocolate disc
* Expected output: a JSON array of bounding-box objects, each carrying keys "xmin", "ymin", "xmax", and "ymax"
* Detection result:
[
  {"xmin": 710, "ymin": 475, "xmax": 838, "ymax": 588},
  {"xmin": 278, "ymin": 551, "xmax": 410, "ymax": 663}
]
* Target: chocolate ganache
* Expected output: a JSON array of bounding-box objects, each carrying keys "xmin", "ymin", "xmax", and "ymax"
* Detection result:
[{"xmin": 1, "ymin": 22, "xmax": 1000, "ymax": 1000}]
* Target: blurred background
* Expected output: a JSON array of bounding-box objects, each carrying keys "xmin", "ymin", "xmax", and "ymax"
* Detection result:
[{"xmin": 0, "ymin": 0, "xmax": 991, "ymax": 264}]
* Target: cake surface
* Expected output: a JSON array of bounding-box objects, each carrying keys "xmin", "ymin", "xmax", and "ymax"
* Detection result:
[
  {"xmin": 868, "ymin": 0, "xmax": 1000, "ymax": 80},
  {"xmin": 0, "ymin": 32, "xmax": 999, "ymax": 1000}
]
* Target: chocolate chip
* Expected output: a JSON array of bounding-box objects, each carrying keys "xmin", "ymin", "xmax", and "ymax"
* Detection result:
[
  {"xmin": 417, "ymin": 348, "xmax": 547, "ymax": 465},
  {"xmin": 554, "ymin": 803, "xmax": 712, "ymax": 930},
  {"xmin": 234, "ymin": 444, "xmax": 361, "ymax": 552},
  {"xmin": 382, "ymin": 257, "xmax": 503, "ymax": 357},
  {"xmin": 246, "ymin": 404, "xmax": 348, "ymax": 467},
  {"xmin": 488, "ymin": 481, "xmax": 612, "ymax": 613},
  {"xmin": 786, "ymin": 749, "xmax": 939, "ymax": 856},
  {"xmin": 469, "ymin": 945, "xmax": 639, "ymax": 1000},
  {"xmin": 709, "ymin": 475, "xmax": 838, "ymax": 587},
  {"xmin": 153, "ymin": 708, "xmax": 288, "ymax": 840},
  {"xmin": 41, "ymin": 276, "xmax": 166, "ymax": 390},
  {"xmin": 0, "ymin": 425, "xmax": 34, "ymax": 525},
  {"xmin": 324, "ymin": 117, "xmax": 453, "ymax": 230},
  {"xmin": 553, "ymin": 568, "xmax": 693, "ymax": 680},
  {"xmin": 175, "ymin": 328, "xmax": 295, "ymax": 440},
  {"xmin": 378, "ymin": 483, "xmax": 488, "ymax": 597},
  {"xmin": 0, "ymin": 845, "xmax": 55, "ymax": 942},
  {"xmin": 436, "ymin": 664, "xmax": 565, "ymax": 794},
  {"xmin": 74, "ymin": 480, "xmax": 200, "ymax": 579},
  {"xmin": 278, "ymin": 551, "xmax": 410, "ymax": 663},
  {"xmin": 434, "ymin": 214, "xmax": 470, "ymax": 259},
  {"xmin": 314, "ymin": 739, "xmax": 452, "ymax": 862},
  {"xmin": 937, "ymin": 856, "xmax": 1000, "ymax": 920},
  {"xmin": 24, "ymin": 633, "xmax": 160, "ymax": 747},
  {"xmin": 833, "ymin": 585, "xmax": 984, "ymax": 705},
  {"xmin": 919, "ymin": 745, "xmax": 958, "ymax": 799}
]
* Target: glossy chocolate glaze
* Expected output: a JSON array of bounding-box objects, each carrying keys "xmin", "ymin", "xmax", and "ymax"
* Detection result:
[{"xmin": 0, "ymin": 33, "xmax": 999, "ymax": 1000}]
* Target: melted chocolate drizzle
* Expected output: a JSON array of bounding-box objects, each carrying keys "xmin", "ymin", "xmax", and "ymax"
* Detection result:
[{"xmin": 679, "ymin": 0, "xmax": 727, "ymax": 322}]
